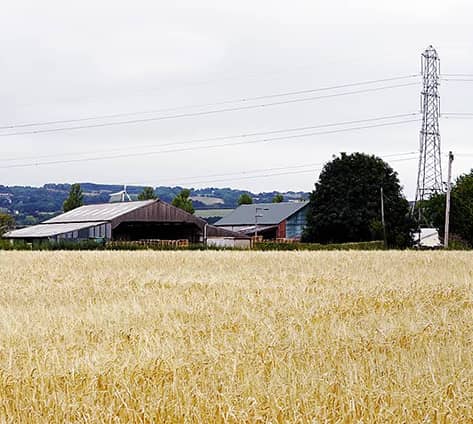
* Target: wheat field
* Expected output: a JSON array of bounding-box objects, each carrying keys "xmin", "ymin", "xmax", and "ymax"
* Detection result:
[{"xmin": 0, "ymin": 251, "xmax": 472, "ymax": 422}]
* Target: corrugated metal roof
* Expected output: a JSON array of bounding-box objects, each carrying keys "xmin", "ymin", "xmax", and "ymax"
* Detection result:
[
  {"xmin": 215, "ymin": 201, "xmax": 309, "ymax": 226},
  {"xmin": 4, "ymin": 221, "xmax": 106, "ymax": 238},
  {"xmin": 45, "ymin": 200, "xmax": 156, "ymax": 223}
]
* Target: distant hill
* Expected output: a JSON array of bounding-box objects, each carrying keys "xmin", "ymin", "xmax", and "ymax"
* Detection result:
[
  {"xmin": 189, "ymin": 195, "xmax": 225, "ymax": 206},
  {"xmin": 0, "ymin": 183, "xmax": 309, "ymax": 226}
]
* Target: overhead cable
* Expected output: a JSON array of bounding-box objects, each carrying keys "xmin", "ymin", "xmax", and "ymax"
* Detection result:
[
  {"xmin": 0, "ymin": 112, "xmax": 419, "ymax": 162},
  {"xmin": 0, "ymin": 83, "xmax": 419, "ymax": 136},
  {"xmin": 0, "ymin": 74, "xmax": 419, "ymax": 131},
  {"xmin": 154, "ymin": 154, "xmax": 419, "ymax": 186},
  {"xmin": 0, "ymin": 118, "xmax": 420, "ymax": 169}
]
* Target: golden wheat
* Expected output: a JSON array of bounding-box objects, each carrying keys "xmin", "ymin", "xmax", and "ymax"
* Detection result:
[{"xmin": 0, "ymin": 251, "xmax": 472, "ymax": 422}]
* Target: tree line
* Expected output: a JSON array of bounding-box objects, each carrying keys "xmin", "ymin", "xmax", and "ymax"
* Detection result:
[{"xmin": 2, "ymin": 151, "xmax": 472, "ymax": 248}]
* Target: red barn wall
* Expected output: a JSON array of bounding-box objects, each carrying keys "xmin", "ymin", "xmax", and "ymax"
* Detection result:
[{"xmin": 277, "ymin": 221, "xmax": 287, "ymax": 238}]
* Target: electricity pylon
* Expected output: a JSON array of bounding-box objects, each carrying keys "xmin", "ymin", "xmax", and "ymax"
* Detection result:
[{"xmin": 413, "ymin": 45, "xmax": 443, "ymax": 224}]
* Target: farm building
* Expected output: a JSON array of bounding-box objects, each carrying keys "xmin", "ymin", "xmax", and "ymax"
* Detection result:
[
  {"xmin": 215, "ymin": 201, "xmax": 309, "ymax": 240},
  {"xmin": 3, "ymin": 199, "xmax": 250, "ymax": 246},
  {"xmin": 414, "ymin": 228, "xmax": 442, "ymax": 248}
]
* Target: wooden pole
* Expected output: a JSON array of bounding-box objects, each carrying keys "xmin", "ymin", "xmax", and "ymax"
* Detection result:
[
  {"xmin": 381, "ymin": 187, "xmax": 387, "ymax": 249},
  {"xmin": 444, "ymin": 151, "xmax": 454, "ymax": 248}
]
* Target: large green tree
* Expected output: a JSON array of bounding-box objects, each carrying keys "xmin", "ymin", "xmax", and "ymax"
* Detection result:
[
  {"xmin": 172, "ymin": 189, "xmax": 194, "ymax": 214},
  {"xmin": 424, "ymin": 170, "xmax": 473, "ymax": 246},
  {"xmin": 272, "ymin": 194, "xmax": 284, "ymax": 203},
  {"xmin": 138, "ymin": 187, "xmax": 157, "ymax": 200},
  {"xmin": 238, "ymin": 193, "xmax": 253, "ymax": 205},
  {"xmin": 63, "ymin": 183, "xmax": 84, "ymax": 212},
  {"xmin": 302, "ymin": 152, "xmax": 413, "ymax": 248},
  {"xmin": 0, "ymin": 213, "xmax": 15, "ymax": 235}
]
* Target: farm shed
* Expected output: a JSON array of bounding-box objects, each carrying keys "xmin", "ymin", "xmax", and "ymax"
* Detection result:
[
  {"xmin": 413, "ymin": 228, "xmax": 442, "ymax": 248},
  {"xmin": 214, "ymin": 201, "xmax": 309, "ymax": 240},
  {"xmin": 3, "ymin": 199, "xmax": 248, "ymax": 244}
]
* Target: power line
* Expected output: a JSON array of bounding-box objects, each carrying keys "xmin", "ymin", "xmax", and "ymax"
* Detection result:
[
  {"xmin": 0, "ymin": 112, "xmax": 418, "ymax": 162},
  {"xmin": 12, "ymin": 66, "xmax": 410, "ymax": 109},
  {"xmin": 90, "ymin": 151, "xmax": 420, "ymax": 187},
  {"xmin": 176, "ymin": 160, "xmax": 420, "ymax": 186},
  {"xmin": 179, "ymin": 168, "xmax": 325, "ymax": 185},
  {"xmin": 125, "ymin": 153, "xmax": 417, "ymax": 186},
  {"xmin": 442, "ymin": 113, "xmax": 473, "ymax": 120},
  {"xmin": 154, "ymin": 155, "xmax": 419, "ymax": 186},
  {"xmin": 183, "ymin": 151, "xmax": 417, "ymax": 183},
  {"xmin": 0, "ymin": 118, "xmax": 420, "ymax": 169},
  {"xmin": 441, "ymin": 73, "xmax": 473, "ymax": 77},
  {"xmin": 168, "ymin": 162, "xmax": 326, "ymax": 185},
  {"xmin": 441, "ymin": 78, "xmax": 473, "ymax": 82},
  {"xmin": 12, "ymin": 63, "xmax": 321, "ymax": 109},
  {"xmin": 389, "ymin": 156, "xmax": 418, "ymax": 163},
  {"xmin": 0, "ymin": 74, "xmax": 419, "ymax": 131},
  {"xmin": 0, "ymin": 83, "xmax": 419, "ymax": 137},
  {"xmin": 442, "ymin": 112, "xmax": 473, "ymax": 115}
]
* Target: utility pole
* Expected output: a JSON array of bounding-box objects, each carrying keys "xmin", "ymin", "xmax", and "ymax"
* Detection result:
[
  {"xmin": 380, "ymin": 187, "xmax": 387, "ymax": 248},
  {"xmin": 255, "ymin": 206, "xmax": 269, "ymax": 240},
  {"xmin": 203, "ymin": 223, "xmax": 208, "ymax": 245},
  {"xmin": 255, "ymin": 211, "xmax": 259, "ymax": 239},
  {"xmin": 444, "ymin": 151, "xmax": 454, "ymax": 248},
  {"xmin": 413, "ymin": 46, "xmax": 443, "ymax": 224}
]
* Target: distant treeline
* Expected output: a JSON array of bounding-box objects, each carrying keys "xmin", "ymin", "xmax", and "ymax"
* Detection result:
[{"xmin": 0, "ymin": 183, "xmax": 308, "ymax": 226}]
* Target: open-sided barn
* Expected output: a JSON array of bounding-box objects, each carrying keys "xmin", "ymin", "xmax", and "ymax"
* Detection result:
[{"xmin": 3, "ymin": 199, "xmax": 249, "ymax": 245}]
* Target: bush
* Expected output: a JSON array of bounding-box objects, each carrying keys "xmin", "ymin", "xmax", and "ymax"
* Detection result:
[
  {"xmin": 10, "ymin": 239, "xmax": 472, "ymax": 251},
  {"xmin": 254, "ymin": 241, "xmax": 385, "ymax": 251},
  {"xmin": 0, "ymin": 239, "xmax": 30, "ymax": 250},
  {"xmin": 0, "ymin": 239, "xmax": 105, "ymax": 251}
]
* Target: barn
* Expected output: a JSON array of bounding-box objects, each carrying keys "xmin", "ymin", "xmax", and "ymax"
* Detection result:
[
  {"xmin": 3, "ymin": 199, "xmax": 250, "ymax": 245},
  {"xmin": 214, "ymin": 201, "xmax": 309, "ymax": 240}
]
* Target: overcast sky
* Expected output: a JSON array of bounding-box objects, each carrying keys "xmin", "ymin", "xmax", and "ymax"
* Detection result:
[{"xmin": 1, "ymin": 0, "xmax": 472, "ymax": 198}]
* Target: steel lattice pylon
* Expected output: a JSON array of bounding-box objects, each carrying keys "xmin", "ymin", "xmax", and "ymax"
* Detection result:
[{"xmin": 413, "ymin": 45, "xmax": 444, "ymax": 221}]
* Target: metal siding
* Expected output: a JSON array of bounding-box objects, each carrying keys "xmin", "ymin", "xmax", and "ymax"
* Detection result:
[
  {"xmin": 109, "ymin": 201, "xmax": 206, "ymax": 230},
  {"xmin": 78, "ymin": 228, "xmax": 90, "ymax": 239},
  {"xmin": 4, "ymin": 221, "xmax": 107, "ymax": 238},
  {"xmin": 286, "ymin": 206, "xmax": 308, "ymax": 239},
  {"xmin": 106, "ymin": 224, "xmax": 112, "ymax": 239}
]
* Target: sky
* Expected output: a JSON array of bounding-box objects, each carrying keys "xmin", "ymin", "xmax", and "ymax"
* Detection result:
[{"xmin": 1, "ymin": 0, "xmax": 473, "ymax": 199}]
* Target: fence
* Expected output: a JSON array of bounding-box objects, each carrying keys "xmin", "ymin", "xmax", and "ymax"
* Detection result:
[{"xmin": 107, "ymin": 239, "xmax": 190, "ymax": 249}]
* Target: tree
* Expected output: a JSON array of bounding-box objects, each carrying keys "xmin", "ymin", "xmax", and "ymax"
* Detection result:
[
  {"xmin": 172, "ymin": 189, "xmax": 194, "ymax": 214},
  {"xmin": 138, "ymin": 187, "xmax": 157, "ymax": 200},
  {"xmin": 424, "ymin": 170, "xmax": 473, "ymax": 246},
  {"xmin": 302, "ymin": 152, "xmax": 413, "ymax": 248},
  {"xmin": 272, "ymin": 194, "xmax": 284, "ymax": 203},
  {"xmin": 63, "ymin": 183, "xmax": 84, "ymax": 212},
  {"xmin": 0, "ymin": 213, "xmax": 15, "ymax": 235},
  {"xmin": 238, "ymin": 193, "xmax": 253, "ymax": 205},
  {"xmin": 24, "ymin": 215, "xmax": 37, "ymax": 225}
]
